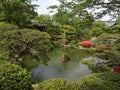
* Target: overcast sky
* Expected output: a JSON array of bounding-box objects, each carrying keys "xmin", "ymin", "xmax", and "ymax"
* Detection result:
[
  {"xmin": 32, "ymin": 0, "xmax": 111, "ymax": 21},
  {"xmin": 32, "ymin": 0, "xmax": 60, "ymax": 15}
]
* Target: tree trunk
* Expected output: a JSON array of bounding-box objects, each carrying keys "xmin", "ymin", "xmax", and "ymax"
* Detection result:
[{"xmin": 13, "ymin": 43, "xmax": 28, "ymax": 62}]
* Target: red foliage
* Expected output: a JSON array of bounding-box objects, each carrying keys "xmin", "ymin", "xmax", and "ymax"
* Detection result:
[
  {"xmin": 62, "ymin": 39, "xmax": 69, "ymax": 43},
  {"xmin": 82, "ymin": 41, "xmax": 92, "ymax": 47},
  {"xmin": 113, "ymin": 66, "xmax": 120, "ymax": 73},
  {"xmin": 96, "ymin": 44, "xmax": 106, "ymax": 51}
]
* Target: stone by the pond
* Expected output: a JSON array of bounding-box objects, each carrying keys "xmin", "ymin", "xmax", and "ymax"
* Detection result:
[{"xmin": 93, "ymin": 60, "xmax": 108, "ymax": 67}]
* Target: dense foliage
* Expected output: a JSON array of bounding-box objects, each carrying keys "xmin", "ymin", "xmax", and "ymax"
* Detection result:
[
  {"xmin": 0, "ymin": 0, "xmax": 38, "ymax": 26},
  {"xmin": 60, "ymin": 25, "xmax": 76, "ymax": 41},
  {"xmin": 34, "ymin": 78, "xmax": 79, "ymax": 90},
  {"xmin": 91, "ymin": 21, "xmax": 110, "ymax": 37},
  {"xmin": 32, "ymin": 15, "xmax": 53, "ymax": 27},
  {"xmin": 87, "ymin": 0, "xmax": 120, "ymax": 19},
  {"xmin": 49, "ymin": 0, "xmax": 120, "ymax": 22},
  {"xmin": 0, "ymin": 22, "xmax": 18, "ymax": 30},
  {"xmin": 0, "ymin": 0, "xmax": 120, "ymax": 90},
  {"xmin": 0, "ymin": 27, "xmax": 52, "ymax": 64},
  {"xmin": 77, "ymin": 72, "xmax": 120, "ymax": 90},
  {"xmin": 112, "ymin": 25, "xmax": 120, "ymax": 34},
  {"xmin": 93, "ymin": 33, "xmax": 120, "ymax": 66},
  {"xmin": 0, "ymin": 61, "xmax": 33, "ymax": 90},
  {"xmin": 34, "ymin": 72, "xmax": 120, "ymax": 90},
  {"xmin": 115, "ymin": 15, "xmax": 120, "ymax": 25},
  {"xmin": 49, "ymin": 0, "xmax": 94, "ymax": 40}
]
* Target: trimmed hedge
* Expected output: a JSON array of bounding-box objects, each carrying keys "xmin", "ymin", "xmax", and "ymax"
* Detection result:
[
  {"xmin": 0, "ymin": 61, "xmax": 33, "ymax": 90},
  {"xmin": 0, "ymin": 22, "xmax": 18, "ymax": 30},
  {"xmin": 34, "ymin": 78, "xmax": 79, "ymax": 90},
  {"xmin": 77, "ymin": 72, "xmax": 120, "ymax": 90},
  {"xmin": 34, "ymin": 72, "xmax": 120, "ymax": 90}
]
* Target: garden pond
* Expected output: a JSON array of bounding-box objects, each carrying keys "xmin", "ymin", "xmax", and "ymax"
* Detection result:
[{"xmin": 23, "ymin": 47, "xmax": 98, "ymax": 83}]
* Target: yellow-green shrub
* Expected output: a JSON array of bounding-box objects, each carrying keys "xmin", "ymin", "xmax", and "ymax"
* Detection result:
[
  {"xmin": 34, "ymin": 78, "xmax": 79, "ymax": 90},
  {"xmin": 0, "ymin": 22, "xmax": 18, "ymax": 30},
  {"xmin": 77, "ymin": 72, "xmax": 120, "ymax": 90},
  {"xmin": 0, "ymin": 61, "xmax": 33, "ymax": 90}
]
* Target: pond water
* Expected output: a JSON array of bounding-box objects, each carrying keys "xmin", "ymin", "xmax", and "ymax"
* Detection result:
[{"xmin": 24, "ymin": 48, "xmax": 93, "ymax": 83}]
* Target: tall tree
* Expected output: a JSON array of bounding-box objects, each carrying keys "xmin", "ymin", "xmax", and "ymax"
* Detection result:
[
  {"xmin": 0, "ymin": 0, "xmax": 38, "ymax": 26},
  {"xmin": 48, "ymin": 0, "xmax": 94, "ymax": 40},
  {"xmin": 87, "ymin": 0, "xmax": 120, "ymax": 20},
  {"xmin": 49, "ymin": 0, "xmax": 120, "ymax": 20},
  {"xmin": 49, "ymin": 0, "xmax": 94, "ymax": 26},
  {"xmin": 32, "ymin": 14, "xmax": 53, "ymax": 26},
  {"xmin": 0, "ymin": 29, "xmax": 52, "ymax": 64}
]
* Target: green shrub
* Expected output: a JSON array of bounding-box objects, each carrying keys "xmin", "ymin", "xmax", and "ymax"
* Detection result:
[
  {"xmin": 0, "ymin": 61, "xmax": 33, "ymax": 90},
  {"xmin": 77, "ymin": 72, "xmax": 120, "ymax": 90},
  {"xmin": 81, "ymin": 60, "xmax": 111, "ymax": 73},
  {"xmin": 69, "ymin": 40, "xmax": 78, "ymax": 48},
  {"xmin": 34, "ymin": 78, "xmax": 79, "ymax": 90},
  {"xmin": 91, "ymin": 21, "xmax": 108, "ymax": 37},
  {"xmin": 0, "ymin": 22, "xmax": 18, "ymax": 30},
  {"xmin": 0, "ymin": 29, "xmax": 51, "ymax": 63},
  {"xmin": 112, "ymin": 25, "xmax": 120, "ymax": 33},
  {"xmin": 93, "ymin": 33, "xmax": 120, "ymax": 67},
  {"xmin": 94, "ymin": 50, "xmax": 120, "ymax": 67}
]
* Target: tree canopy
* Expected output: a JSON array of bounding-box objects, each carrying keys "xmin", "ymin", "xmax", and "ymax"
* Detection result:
[
  {"xmin": 115, "ymin": 15, "xmax": 120, "ymax": 24},
  {"xmin": 49, "ymin": 0, "xmax": 120, "ymax": 21},
  {"xmin": 0, "ymin": 29, "xmax": 52, "ymax": 64},
  {"xmin": 87, "ymin": 0, "xmax": 120, "ymax": 19},
  {"xmin": 0, "ymin": 0, "xmax": 38, "ymax": 26}
]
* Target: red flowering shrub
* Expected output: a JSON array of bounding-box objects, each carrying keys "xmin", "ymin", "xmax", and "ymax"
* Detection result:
[
  {"xmin": 113, "ymin": 66, "xmax": 120, "ymax": 73},
  {"xmin": 82, "ymin": 41, "xmax": 92, "ymax": 47}
]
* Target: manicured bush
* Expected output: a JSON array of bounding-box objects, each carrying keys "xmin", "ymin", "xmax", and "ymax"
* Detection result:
[
  {"xmin": 112, "ymin": 25, "xmax": 120, "ymax": 33},
  {"xmin": 0, "ymin": 61, "xmax": 33, "ymax": 90},
  {"xmin": 69, "ymin": 40, "xmax": 79, "ymax": 48},
  {"xmin": 82, "ymin": 40, "xmax": 92, "ymax": 48},
  {"xmin": 77, "ymin": 72, "xmax": 120, "ymax": 90},
  {"xmin": 0, "ymin": 22, "xmax": 18, "ymax": 30},
  {"xmin": 0, "ymin": 29, "xmax": 51, "ymax": 63},
  {"xmin": 91, "ymin": 21, "xmax": 108, "ymax": 37},
  {"xmin": 34, "ymin": 78, "xmax": 79, "ymax": 90}
]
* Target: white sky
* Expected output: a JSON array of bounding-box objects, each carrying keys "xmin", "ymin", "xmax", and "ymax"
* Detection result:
[
  {"xmin": 32, "ymin": 0, "xmax": 110, "ymax": 21},
  {"xmin": 32, "ymin": 0, "xmax": 60, "ymax": 15}
]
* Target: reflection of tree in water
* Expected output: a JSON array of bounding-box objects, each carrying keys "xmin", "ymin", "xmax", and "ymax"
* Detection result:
[{"xmin": 61, "ymin": 62, "xmax": 69, "ymax": 70}]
